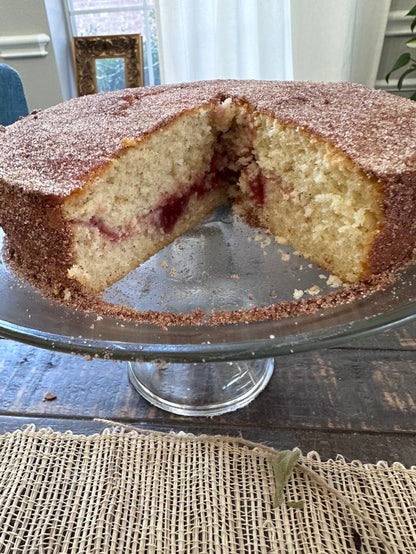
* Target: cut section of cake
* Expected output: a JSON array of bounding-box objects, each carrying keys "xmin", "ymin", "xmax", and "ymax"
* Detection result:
[
  {"xmin": 235, "ymin": 115, "xmax": 385, "ymax": 282},
  {"xmin": 63, "ymin": 100, "xmax": 239, "ymax": 291}
]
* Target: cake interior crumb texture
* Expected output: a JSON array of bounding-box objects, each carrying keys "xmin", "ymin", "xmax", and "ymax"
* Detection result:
[
  {"xmin": 242, "ymin": 117, "xmax": 384, "ymax": 282},
  {"xmin": 65, "ymin": 102, "xmax": 383, "ymax": 291},
  {"xmin": 65, "ymin": 103, "xmax": 234, "ymax": 291},
  {"xmin": 0, "ymin": 80, "xmax": 415, "ymax": 297}
]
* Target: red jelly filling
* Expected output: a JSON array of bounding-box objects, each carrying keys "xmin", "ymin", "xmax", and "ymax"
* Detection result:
[
  {"xmin": 156, "ymin": 193, "xmax": 190, "ymax": 235},
  {"xmin": 90, "ymin": 216, "xmax": 132, "ymax": 242},
  {"xmin": 87, "ymin": 151, "xmax": 241, "ymax": 240},
  {"xmin": 155, "ymin": 153, "xmax": 240, "ymax": 234},
  {"xmin": 89, "ymin": 164, "xmax": 236, "ymax": 242},
  {"xmin": 247, "ymin": 169, "xmax": 266, "ymax": 207}
]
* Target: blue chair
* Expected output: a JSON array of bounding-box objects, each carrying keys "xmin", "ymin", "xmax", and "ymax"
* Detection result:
[{"xmin": 0, "ymin": 63, "xmax": 29, "ymax": 125}]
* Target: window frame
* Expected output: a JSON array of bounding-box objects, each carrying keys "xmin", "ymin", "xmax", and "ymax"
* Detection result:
[{"xmin": 62, "ymin": 0, "xmax": 159, "ymax": 86}]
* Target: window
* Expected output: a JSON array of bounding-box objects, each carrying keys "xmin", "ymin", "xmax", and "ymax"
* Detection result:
[{"xmin": 64, "ymin": 0, "xmax": 160, "ymax": 86}]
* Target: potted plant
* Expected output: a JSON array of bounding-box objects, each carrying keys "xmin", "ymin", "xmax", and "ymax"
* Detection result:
[{"xmin": 386, "ymin": 4, "xmax": 416, "ymax": 100}]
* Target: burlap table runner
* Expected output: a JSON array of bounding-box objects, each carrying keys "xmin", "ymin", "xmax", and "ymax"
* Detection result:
[{"xmin": 0, "ymin": 424, "xmax": 414, "ymax": 553}]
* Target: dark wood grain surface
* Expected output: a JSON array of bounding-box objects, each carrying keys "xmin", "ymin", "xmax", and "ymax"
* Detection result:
[{"xmin": 0, "ymin": 318, "xmax": 415, "ymax": 466}]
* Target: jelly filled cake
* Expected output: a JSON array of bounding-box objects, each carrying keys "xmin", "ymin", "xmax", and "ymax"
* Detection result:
[{"xmin": 0, "ymin": 80, "xmax": 415, "ymax": 300}]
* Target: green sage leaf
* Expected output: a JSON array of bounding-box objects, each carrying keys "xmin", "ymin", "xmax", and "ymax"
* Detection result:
[
  {"xmin": 386, "ymin": 53, "xmax": 411, "ymax": 82},
  {"xmin": 270, "ymin": 449, "xmax": 301, "ymax": 508},
  {"xmin": 406, "ymin": 37, "xmax": 416, "ymax": 48},
  {"xmin": 398, "ymin": 66, "xmax": 416, "ymax": 90},
  {"xmin": 407, "ymin": 6, "xmax": 416, "ymax": 17}
]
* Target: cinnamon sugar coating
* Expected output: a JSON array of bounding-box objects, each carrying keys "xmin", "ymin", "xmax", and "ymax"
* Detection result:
[{"xmin": 2, "ymin": 80, "xmax": 416, "ymax": 195}]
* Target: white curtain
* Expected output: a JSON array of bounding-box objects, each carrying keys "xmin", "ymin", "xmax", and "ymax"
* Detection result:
[
  {"xmin": 155, "ymin": 0, "xmax": 293, "ymax": 83},
  {"xmin": 155, "ymin": 0, "xmax": 391, "ymax": 87},
  {"xmin": 291, "ymin": 0, "xmax": 391, "ymax": 86}
]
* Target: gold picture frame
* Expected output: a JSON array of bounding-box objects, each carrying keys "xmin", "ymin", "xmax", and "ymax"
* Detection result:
[{"xmin": 73, "ymin": 34, "xmax": 144, "ymax": 96}]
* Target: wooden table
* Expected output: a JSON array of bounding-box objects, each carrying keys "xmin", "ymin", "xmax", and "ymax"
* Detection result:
[{"xmin": 0, "ymin": 317, "xmax": 415, "ymax": 466}]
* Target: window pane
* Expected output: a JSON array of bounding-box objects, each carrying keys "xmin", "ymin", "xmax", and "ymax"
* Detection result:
[
  {"xmin": 72, "ymin": 12, "xmax": 146, "ymax": 36},
  {"xmin": 69, "ymin": 0, "xmax": 146, "ymax": 10}
]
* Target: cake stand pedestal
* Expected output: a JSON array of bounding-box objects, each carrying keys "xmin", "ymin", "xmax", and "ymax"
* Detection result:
[
  {"xmin": 128, "ymin": 358, "xmax": 274, "ymax": 416},
  {"xmin": 1, "ymin": 216, "xmax": 415, "ymax": 419}
]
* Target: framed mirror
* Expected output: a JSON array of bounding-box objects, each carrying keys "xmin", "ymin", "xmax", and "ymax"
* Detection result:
[{"xmin": 73, "ymin": 34, "xmax": 144, "ymax": 96}]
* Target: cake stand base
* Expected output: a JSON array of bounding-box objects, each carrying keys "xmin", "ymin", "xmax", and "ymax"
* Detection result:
[{"xmin": 128, "ymin": 358, "xmax": 274, "ymax": 416}]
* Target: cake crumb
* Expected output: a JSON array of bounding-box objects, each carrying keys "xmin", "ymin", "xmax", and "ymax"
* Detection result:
[
  {"xmin": 326, "ymin": 274, "xmax": 343, "ymax": 288},
  {"xmin": 307, "ymin": 285, "xmax": 321, "ymax": 296},
  {"xmin": 160, "ymin": 259, "xmax": 168, "ymax": 269},
  {"xmin": 278, "ymin": 249, "xmax": 291, "ymax": 262},
  {"xmin": 43, "ymin": 392, "xmax": 57, "ymax": 402},
  {"xmin": 293, "ymin": 289, "xmax": 304, "ymax": 300},
  {"xmin": 274, "ymin": 235, "xmax": 288, "ymax": 245},
  {"xmin": 230, "ymin": 274, "xmax": 240, "ymax": 280}
]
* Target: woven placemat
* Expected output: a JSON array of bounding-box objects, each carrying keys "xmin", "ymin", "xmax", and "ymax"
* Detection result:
[{"xmin": 0, "ymin": 424, "xmax": 415, "ymax": 553}]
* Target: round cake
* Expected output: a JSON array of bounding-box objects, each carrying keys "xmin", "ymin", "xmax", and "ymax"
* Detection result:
[{"xmin": 0, "ymin": 80, "xmax": 415, "ymax": 304}]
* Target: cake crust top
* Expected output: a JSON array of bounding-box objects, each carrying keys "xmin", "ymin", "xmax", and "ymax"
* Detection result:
[{"xmin": 1, "ymin": 80, "xmax": 416, "ymax": 197}]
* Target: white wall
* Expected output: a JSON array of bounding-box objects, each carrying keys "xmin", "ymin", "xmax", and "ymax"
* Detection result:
[{"xmin": 0, "ymin": 0, "xmax": 63, "ymax": 111}]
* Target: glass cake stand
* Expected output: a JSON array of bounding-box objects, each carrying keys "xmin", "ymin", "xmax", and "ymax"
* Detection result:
[{"xmin": 0, "ymin": 205, "xmax": 415, "ymax": 415}]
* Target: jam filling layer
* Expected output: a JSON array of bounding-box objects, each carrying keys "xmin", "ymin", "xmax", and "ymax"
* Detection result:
[
  {"xmin": 83, "ymin": 151, "xmax": 241, "ymax": 242},
  {"xmin": 245, "ymin": 167, "xmax": 266, "ymax": 207}
]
